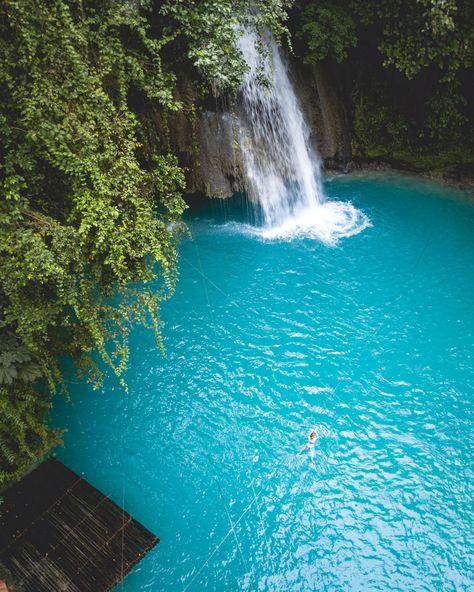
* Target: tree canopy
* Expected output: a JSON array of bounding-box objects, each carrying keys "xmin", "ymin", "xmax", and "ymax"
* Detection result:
[
  {"xmin": 1, "ymin": 0, "xmax": 472, "ymax": 487},
  {"xmin": 295, "ymin": 0, "xmax": 474, "ymax": 161},
  {"xmin": 296, "ymin": 0, "xmax": 474, "ymax": 78},
  {"xmin": 0, "ymin": 0, "xmax": 290, "ymax": 487}
]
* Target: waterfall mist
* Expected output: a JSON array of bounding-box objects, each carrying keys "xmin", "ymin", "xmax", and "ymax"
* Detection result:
[{"xmin": 235, "ymin": 30, "xmax": 369, "ymax": 244}]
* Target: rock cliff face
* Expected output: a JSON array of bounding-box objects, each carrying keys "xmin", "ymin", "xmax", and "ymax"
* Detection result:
[
  {"xmin": 166, "ymin": 56, "xmax": 351, "ymax": 198},
  {"xmin": 291, "ymin": 59, "xmax": 352, "ymax": 170},
  {"xmin": 196, "ymin": 111, "xmax": 244, "ymax": 198}
]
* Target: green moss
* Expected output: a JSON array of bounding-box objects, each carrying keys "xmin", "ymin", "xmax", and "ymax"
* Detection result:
[{"xmin": 391, "ymin": 149, "xmax": 474, "ymax": 170}]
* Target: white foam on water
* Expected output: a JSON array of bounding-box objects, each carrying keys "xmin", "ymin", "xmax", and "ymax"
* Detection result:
[
  {"xmin": 235, "ymin": 29, "xmax": 370, "ymax": 244},
  {"xmin": 214, "ymin": 199, "xmax": 370, "ymax": 246},
  {"xmin": 255, "ymin": 200, "xmax": 371, "ymax": 244}
]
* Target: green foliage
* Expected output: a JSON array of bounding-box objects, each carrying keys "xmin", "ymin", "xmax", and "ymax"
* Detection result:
[
  {"xmin": 0, "ymin": 336, "xmax": 42, "ymax": 386},
  {"xmin": 354, "ymin": 0, "xmax": 474, "ymax": 80},
  {"xmin": 297, "ymin": 1, "xmax": 357, "ymax": 63},
  {"xmin": 352, "ymin": 80, "xmax": 412, "ymax": 155},
  {"xmin": 351, "ymin": 76, "xmax": 474, "ymax": 169},
  {"xmin": 0, "ymin": 0, "xmax": 190, "ymax": 485},
  {"xmin": 296, "ymin": 0, "xmax": 474, "ymax": 159},
  {"xmin": 0, "ymin": 0, "xmax": 291, "ymax": 487},
  {"xmin": 351, "ymin": 75, "xmax": 472, "ymax": 159},
  {"xmin": 159, "ymin": 0, "xmax": 292, "ymax": 93},
  {"xmin": 425, "ymin": 81, "xmax": 467, "ymax": 143},
  {"xmin": 297, "ymin": 0, "xmax": 474, "ymax": 77},
  {"xmin": 0, "ymin": 384, "xmax": 61, "ymax": 487}
]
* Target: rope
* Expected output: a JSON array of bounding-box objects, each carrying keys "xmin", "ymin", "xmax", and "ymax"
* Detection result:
[
  {"xmin": 183, "ymin": 465, "xmax": 284, "ymax": 592},
  {"xmin": 251, "ymin": 481, "xmax": 277, "ymax": 575},
  {"xmin": 181, "ymin": 253, "xmax": 263, "ymax": 325},
  {"xmin": 72, "ymin": 516, "xmax": 133, "ymax": 580},
  {"xmin": 181, "ymin": 220, "xmax": 440, "ymax": 590},
  {"xmin": 193, "ymin": 237, "xmax": 253, "ymax": 585},
  {"xmin": 183, "ymin": 238, "xmax": 302, "ymax": 586},
  {"xmin": 205, "ymin": 453, "xmax": 249, "ymax": 574}
]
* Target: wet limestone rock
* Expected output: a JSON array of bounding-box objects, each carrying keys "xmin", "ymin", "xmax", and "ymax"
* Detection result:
[
  {"xmin": 197, "ymin": 111, "xmax": 244, "ymax": 198},
  {"xmin": 289, "ymin": 59, "xmax": 352, "ymax": 170},
  {"xmin": 163, "ymin": 58, "xmax": 352, "ymax": 198}
]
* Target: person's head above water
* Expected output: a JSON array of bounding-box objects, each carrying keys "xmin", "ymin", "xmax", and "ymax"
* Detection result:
[{"xmin": 308, "ymin": 430, "xmax": 317, "ymax": 441}]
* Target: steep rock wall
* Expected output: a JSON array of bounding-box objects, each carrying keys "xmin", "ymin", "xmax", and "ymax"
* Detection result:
[
  {"xmin": 165, "ymin": 57, "xmax": 351, "ymax": 198},
  {"xmin": 291, "ymin": 59, "xmax": 352, "ymax": 170}
]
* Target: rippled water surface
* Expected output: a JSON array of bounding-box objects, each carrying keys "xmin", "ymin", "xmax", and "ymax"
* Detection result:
[{"xmin": 53, "ymin": 174, "xmax": 474, "ymax": 591}]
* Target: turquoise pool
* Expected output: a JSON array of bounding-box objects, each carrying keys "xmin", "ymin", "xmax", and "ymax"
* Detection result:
[{"xmin": 53, "ymin": 174, "xmax": 474, "ymax": 591}]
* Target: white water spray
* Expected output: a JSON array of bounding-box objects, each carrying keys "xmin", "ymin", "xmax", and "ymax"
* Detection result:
[{"xmin": 235, "ymin": 30, "xmax": 369, "ymax": 244}]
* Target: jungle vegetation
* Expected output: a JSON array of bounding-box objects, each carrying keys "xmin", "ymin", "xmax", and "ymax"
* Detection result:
[
  {"xmin": 1, "ymin": 0, "xmax": 473, "ymax": 487},
  {"xmin": 294, "ymin": 0, "xmax": 474, "ymax": 167},
  {"xmin": 0, "ymin": 0, "xmax": 290, "ymax": 487}
]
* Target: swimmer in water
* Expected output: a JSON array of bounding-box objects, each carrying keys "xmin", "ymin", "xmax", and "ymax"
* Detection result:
[{"xmin": 299, "ymin": 430, "xmax": 317, "ymax": 461}]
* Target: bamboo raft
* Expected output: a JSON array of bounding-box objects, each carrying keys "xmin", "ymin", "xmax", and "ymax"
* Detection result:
[{"xmin": 0, "ymin": 459, "xmax": 158, "ymax": 591}]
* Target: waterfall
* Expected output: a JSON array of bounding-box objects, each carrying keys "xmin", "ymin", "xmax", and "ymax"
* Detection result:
[{"xmin": 235, "ymin": 30, "xmax": 369, "ymax": 244}]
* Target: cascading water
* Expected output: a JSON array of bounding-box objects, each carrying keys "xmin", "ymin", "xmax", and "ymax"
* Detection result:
[{"xmin": 236, "ymin": 30, "xmax": 369, "ymax": 244}]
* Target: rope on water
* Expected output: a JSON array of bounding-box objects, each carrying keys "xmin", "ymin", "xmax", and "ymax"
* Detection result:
[
  {"xmin": 181, "ymin": 220, "xmax": 444, "ymax": 590},
  {"xmin": 183, "ymin": 465, "xmax": 282, "ymax": 592}
]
